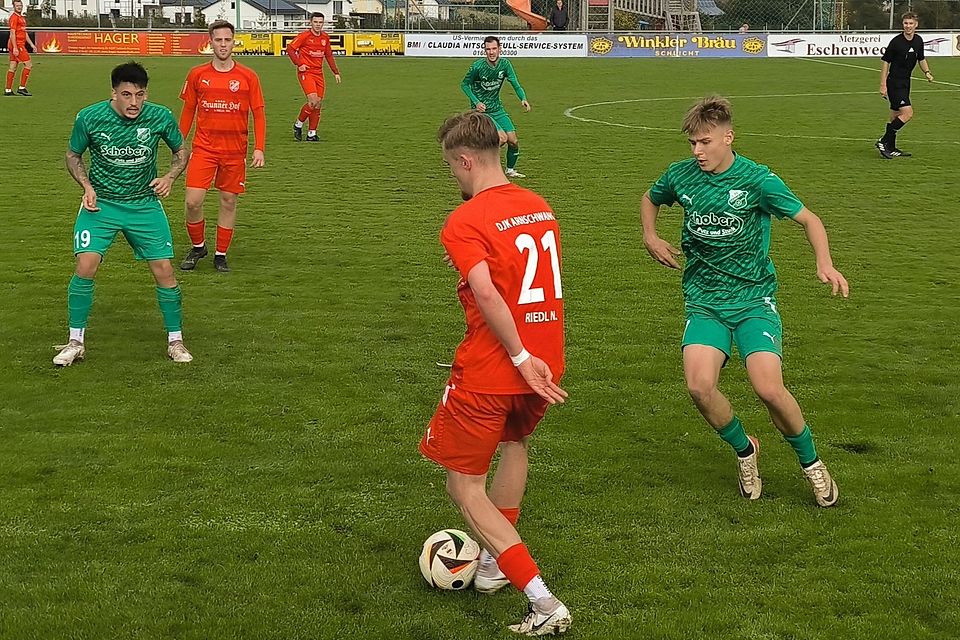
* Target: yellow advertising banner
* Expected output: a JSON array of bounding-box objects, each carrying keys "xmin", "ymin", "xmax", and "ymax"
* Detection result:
[
  {"xmin": 351, "ymin": 33, "xmax": 404, "ymax": 56},
  {"xmin": 272, "ymin": 32, "xmax": 349, "ymax": 57},
  {"xmin": 271, "ymin": 33, "xmax": 404, "ymax": 56},
  {"xmin": 233, "ymin": 33, "xmax": 276, "ymax": 56}
]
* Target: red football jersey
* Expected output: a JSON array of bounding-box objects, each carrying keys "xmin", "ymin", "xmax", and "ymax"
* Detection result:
[
  {"xmin": 9, "ymin": 12, "xmax": 26, "ymax": 46},
  {"xmin": 179, "ymin": 62, "xmax": 265, "ymax": 157},
  {"xmin": 286, "ymin": 30, "xmax": 340, "ymax": 76},
  {"xmin": 441, "ymin": 183, "xmax": 565, "ymax": 395}
]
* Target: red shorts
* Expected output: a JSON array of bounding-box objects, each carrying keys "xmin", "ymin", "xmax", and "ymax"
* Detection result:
[
  {"xmin": 298, "ymin": 72, "xmax": 325, "ymax": 99},
  {"xmin": 9, "ymin": 48, "xmax": 30, "ymax": 63},
  {"xmin": 419, "ymin": 382, "xmax": 549, "ymax": 475},
  {"xmin": 185, "ymin": 150, "xmax": 246, "ymax": 194}
]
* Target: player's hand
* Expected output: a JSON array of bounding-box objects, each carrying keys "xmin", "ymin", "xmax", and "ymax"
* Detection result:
[
  {"xmin": 82, "ymin": 187, "xmax": 99, "ymax": 212},
  {"xmin": 644, "ymin": 235, "xmax": 682, "ymax": 269},
  {"xmin": 517, "ymin": 356, "xmax": 568, "ymax": 405},
  {"xmin": 475, "ymin": 102, "xmax": 487, "ymax": 113},
  {"xmin": 298, "ymin": 64, "xmax": 308, "ymax": 72},
  {"xmin": 11, "ymin": 47, "xmax": 19, "ymax": 57},
  {"xmin": 924, "ymin": 71, "xmax": 934, "ymax": 83},
  {"xmin": 880, "ymin": 84, "xmax": 887, "ymax": 98},
  {"xmin": 521, "ymin": 100, "xmax": 531, "ymax": 112},
  {"xmin": 817, "ymin": 266, "xmax": 849, "ymax": 298},
  {"xmin": 334, "ymin": 74, "xmax": 341, "ymax": 84},
  {"xmin": 442, "ymin": 252, "xmax": 456, "ymax": 270},
  {"xmin": 149, "ymin": 176, "xmax": 175, "ymax": 198},
  {"xmin": 250, "ymin": 150, "xmax": 265, "ymax": 168}
]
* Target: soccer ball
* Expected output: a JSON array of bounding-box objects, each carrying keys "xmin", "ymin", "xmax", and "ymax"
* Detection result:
[{"xmin": 418, "ymin": 529, "xmax": 480, "ymax": 590}]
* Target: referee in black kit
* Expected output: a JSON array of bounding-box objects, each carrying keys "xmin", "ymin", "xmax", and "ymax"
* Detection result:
[{"xmin": 875, "ymin": 11, "xmax": 935, "ymax": 159}]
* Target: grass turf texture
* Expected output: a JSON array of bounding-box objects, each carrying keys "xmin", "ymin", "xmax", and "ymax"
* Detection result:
[{"xmin": 1, "ymin": 55, "xmax": 959, "ymax": 639}]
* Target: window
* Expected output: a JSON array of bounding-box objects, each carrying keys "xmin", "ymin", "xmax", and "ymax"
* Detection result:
[
  {"xmin": 333, "ymin": 0, "xmax": 342, "ymax": 14},
  {"xmin": 67, "ymin": 9, "xmax": 73, "ymax": 16},
  {"xmin": 81, "ymin": 0, "xmax": 87, "ymax": 5},
  {"xmin": 230, "ymin": 1, "xmax": 235, "ymax": 7}
]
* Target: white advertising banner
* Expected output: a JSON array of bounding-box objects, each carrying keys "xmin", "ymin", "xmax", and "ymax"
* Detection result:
[
  {"xmin": 404, "ymin": 33, "xmax": 587, "ymax": 58},
  {"xmin": 768, "ymin": 32, "xmax": 955, "ymax": 57}
]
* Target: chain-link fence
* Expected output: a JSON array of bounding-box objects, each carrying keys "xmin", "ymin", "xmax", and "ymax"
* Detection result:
[{"xmin": 372, "ymin": 0, "xmax": 960, "ymax": 31}]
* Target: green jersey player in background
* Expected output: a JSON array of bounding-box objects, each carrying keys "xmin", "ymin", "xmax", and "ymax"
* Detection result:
[
  {"xmin": 640, "ymin": 96, "xmax": 849, "ymax": 507},
  {"xmin": 461, "ymin": 36, "xmax": 530, "ymax": 179},
  {"xmin": 54, "ymin": 62, "xmax": 191, "ymax": 366}
]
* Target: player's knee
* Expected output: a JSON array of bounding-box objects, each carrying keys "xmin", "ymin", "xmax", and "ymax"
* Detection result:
[
  {"xmin": 445, "ymin": 474, "xmax": 482, "ymax": 507},
  {"xmin": 899, "ymin": 109, "xmax": 914, "ymax": 122},
  {"xmin": 752, "ymin": 380, "xmax": 788, "ymax": 407},
  {"xmin": 685, "ymin": 378, "xmax": 717, "ymax": 406},
  {"xmin": 74, "ymin": 254, "xmax": 101, "ymax": 279},
  {"xmin": 185, "ymin": 198, "xmax": 204, "ymax": 216}
]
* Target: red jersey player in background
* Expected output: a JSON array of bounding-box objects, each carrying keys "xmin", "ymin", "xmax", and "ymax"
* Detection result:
[
  {"xmin": 178, "ymin": 20, "xmax": 265, "ymax": 273},
  {"xmin": 419, "ymin": 111, "xmax": 572, "ymax": 636},
  {"xmin": 286, "ymin": 12, "xmax": 341, "ymax": 142},
  {"xmin": 5, "ymin": 0, "xmax": 38, "ymax": 97}
]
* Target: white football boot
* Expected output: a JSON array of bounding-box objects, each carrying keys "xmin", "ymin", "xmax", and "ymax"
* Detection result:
[
  {"xmin": 505, "ymin": 168, "xmax": 526, "ymax": 178},
  {"xmin": 508, "ymin": 596, "xmax": 572, "ymax": 636},
  {"xmin": 53, "ymin": 340, "xmax": 85, "ymax": 366},
  {"xmin": 167, "ymin": 341, "xmax": 194, "ymax": 363},
  {"xmin": 737, "ymin": 436, "xmax": 762, "ymax": 500},
  {"xmin": 803, "ymin": 460, "xmax": 839, "ymax": 507},
  {"xmin": 474, "ymin": 553, "xmax": 510, "ymax": 594}
]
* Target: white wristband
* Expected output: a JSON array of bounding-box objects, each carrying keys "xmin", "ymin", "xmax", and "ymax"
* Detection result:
[{"xmin": 510, "ymin": 348, "xmax": 531, "ymax": 367}]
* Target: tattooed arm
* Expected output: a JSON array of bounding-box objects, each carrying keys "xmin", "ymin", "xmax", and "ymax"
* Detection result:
[
  {"xmin": 66, "ymin": 149, "xmax": 99, "ymax": 212},
  {"xmin": 150, "ymin": 147, "xmax": 188, "ymax": 198}
]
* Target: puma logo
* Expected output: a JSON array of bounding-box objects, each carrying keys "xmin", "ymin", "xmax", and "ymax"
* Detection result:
[{"xmin": 762, "ymin": 331, "xmax": 777, "ymax": 344}]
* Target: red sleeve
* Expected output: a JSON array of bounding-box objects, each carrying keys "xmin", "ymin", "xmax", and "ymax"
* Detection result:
[
  {"xmin": 325, "ymin": 38, "xmax": 340, "ymax": 75},
  {"xmin": 249, "ymin": 70, "xmax": 266, "ymax": 151},
  {"xmin": 441, "ymin": 209, "xmax": 490, "ymax": 280},
  {"xmin": 286, "ymin": 32, "xmax": 306, "ymax": 66},
  {"xmin": 178, "ymin": 71, "xmax": 198, "ymax": 139}
]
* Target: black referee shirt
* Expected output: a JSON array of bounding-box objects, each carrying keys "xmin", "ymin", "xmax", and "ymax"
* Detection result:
[{"xmin": 882, "ymin": 34, "xmax": 925, "ymax": 82}]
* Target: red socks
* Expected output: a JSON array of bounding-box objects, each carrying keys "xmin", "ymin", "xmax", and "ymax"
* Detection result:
[
  {"xmin": 19, "ymin": 68, "xmax": 30, "ymax": 88},
  {"xmin": 5, "ymin": 71, "xmax": 13, "ymax": 91},
  {"xmin": 308, "ymin": 107, "xmax": 320, "ymax": 131},
  {"xmin": 498, "ymin": 507, "xmax": 520, "ymax": 527},
  {"xmin": 186, "ymin": 220, "xmax": 205, "ymax": 247},
  {"xmin": 297, "ymin": 103, "xmax": 311, "ymax": 123},
  {"xmin": 216, "ymin": 225, "xmax": 234, "ymax": 255},
  {"xmin": 496, "ymin": 543, "xmax": 539, "ymax": 591}
]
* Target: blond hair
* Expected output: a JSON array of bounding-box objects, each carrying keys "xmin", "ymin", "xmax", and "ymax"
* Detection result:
[
  {"xmin": 682, "ymin": 96, "xmax": 733, "ymax": 136},
  {"xmin": 901, "ymin": 11, "xmax": 918, "ymax": 21},
  {"xmin": 437, "ymin": 112, "xmax": 500, "ymax": 153}
]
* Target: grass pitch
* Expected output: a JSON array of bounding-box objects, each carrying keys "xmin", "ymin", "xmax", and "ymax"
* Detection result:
[{"xmin": 1, "ymin": 54, "xmax": 959, "ymax": 639}]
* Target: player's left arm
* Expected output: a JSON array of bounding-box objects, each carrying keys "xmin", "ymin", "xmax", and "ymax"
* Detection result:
[
  {"xmin": 325, "ymin": 42, "xmax": 341, "ymax": 83},
  {"xmin": 466, "ymin": 260, "xmax": 567, "ymax": 404},
  {"xmin": 25, "ymin": 31, "xmax": 37, "ymax": 53},
  {"xmin": 916, "ymin": 42, "xmax": 933, "ymax": 81},
  {"xmin": 763, "ymin": 173, "xmax": 848, "ymax": 297},
  {"xmin": 248, "ymin": 72, "xmax": 266, "ymax": 167},
  {"xmin": 150, "ymin": 114, "xmax": 188, "ymax": 198},
  {"xmin": 505, "ymin": 62, "xmax": 530, "ymax": 112}
]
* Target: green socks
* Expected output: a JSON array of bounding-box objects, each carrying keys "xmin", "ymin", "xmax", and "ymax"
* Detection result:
[
  {"xmin": 156, "ymin": 285, "xmax": 183, "ymax": 333},
  {"xmin": 506, "ymin": 144, "xmax": 520, "ymax": 170},
  {"xmin": 784, "ymin": 424, "xmax": 818, "ymax": 467},
  {"xmin": 717, "ymin": 416, "xmax": 752, "ymax": 456},
  {"xmin": 67, "ymin": 274, "xmax": 95, "ymax": 329}
]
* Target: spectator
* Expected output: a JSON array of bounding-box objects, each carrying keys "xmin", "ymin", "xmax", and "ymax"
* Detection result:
[
  {"xmin": 738, "ymin": 23, "xmax": 750, "ymax": 33},
  {"xmin": 548, "ymin": 0, "xmax": 569, "ymax": 31}
]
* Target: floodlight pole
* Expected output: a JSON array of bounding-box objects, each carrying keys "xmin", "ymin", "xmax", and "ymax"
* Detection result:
[{"xmin": 889, "ymin": 0, "xmax": 894, "ymax": 29}]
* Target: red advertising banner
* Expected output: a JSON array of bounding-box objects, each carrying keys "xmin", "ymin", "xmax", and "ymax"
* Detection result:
[{"xmin": 35, "ymin": 31, "xmax": 211, "ymax": 56}]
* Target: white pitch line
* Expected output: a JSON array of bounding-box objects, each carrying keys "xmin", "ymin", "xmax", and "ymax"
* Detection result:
[
  {"xmin": 563, "ymin": 88, "xmax": 960, "ymax": 145},
  {"xmin": 798, "ymin": 57, "xmax": 960, "ymax": 88}
]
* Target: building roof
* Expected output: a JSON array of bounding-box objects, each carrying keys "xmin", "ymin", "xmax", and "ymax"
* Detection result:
[
  {"xmin": 202, "ymin": 0, "xmax": 307, "ymax": 14},
  {"xmin": 698, "ymin": 0, "xmax": 724, "ymax": 16}
]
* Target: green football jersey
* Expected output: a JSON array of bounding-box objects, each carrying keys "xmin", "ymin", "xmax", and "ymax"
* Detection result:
[
  {"xmin": 69, "ymin": 100, "xmax": 183, "ymax": 203},
  {"xmin": 649, "ymin": 154, "xmax": 804, "ymax": 307},
  {"xmin": 461, "ymin": 57, "xmax": 526, "ymax": 113}
]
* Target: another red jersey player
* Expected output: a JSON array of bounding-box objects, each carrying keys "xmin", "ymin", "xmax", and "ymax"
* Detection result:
[
  {"xmin": 178, "ymin": 20, "xmax": 266, "ymax": 273},
  {"xmin": 286, "ymin": 12, "xmax": 341, "ymax": 142},
  {"xmin": 6, "ymin": 0, "xmax": 37, "ymax": 97},
  {"xmin": 419, "ymin": 111, "xmax": 572, "ymax": 636}
]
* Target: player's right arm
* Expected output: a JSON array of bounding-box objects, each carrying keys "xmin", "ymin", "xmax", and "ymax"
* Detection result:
[
  {"xmin": 9, "ymin": 19, "xmax": 18, "ymax": 56},
  {"xmin": 286, "ymin": 32, "xmax": 308, "ymax": 72},
  {"xmin": 178, "ymin": 71, "xmax": 199, "ymax": 141},
  {"xmin": 461, "ymin": 64, "xmax": 482, "ymax": 110},
  {"xmin": 879, "ymin": 61, "xmax": 890, "ymax": 97},
  {"xmin": 641, "ymin": 171, "xmax": 681, "ymax": 269},
  {"xmin": 466, "ymin": 260, "xmax": 567, "ymax": 404},
  {"xmin": 65, "ymin": 113, "xmax": 98, "ymax": 212}
]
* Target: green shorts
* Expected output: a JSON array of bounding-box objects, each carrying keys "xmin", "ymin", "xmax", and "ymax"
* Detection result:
[
  {"xmin": 681, "ymin": 299, "xmax": 783, "ymax": 362},
  {"xmin": 73, "ymin": 198, "xmax": 174, "ymax": 261},
  {"xmin": 485, "ymin": 109, "xmax": 516, "ymax": 133}
]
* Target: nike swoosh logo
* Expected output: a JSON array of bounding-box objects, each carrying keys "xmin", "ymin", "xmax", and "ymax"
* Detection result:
[{"xmin": 822, "ymin": 482, "xmax": 837, "ymax": 505}]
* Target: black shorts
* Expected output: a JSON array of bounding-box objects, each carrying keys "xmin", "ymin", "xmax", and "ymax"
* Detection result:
[{"xmin": 887, "ymin": 81, "xmax": 911, "ymax": 110}]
